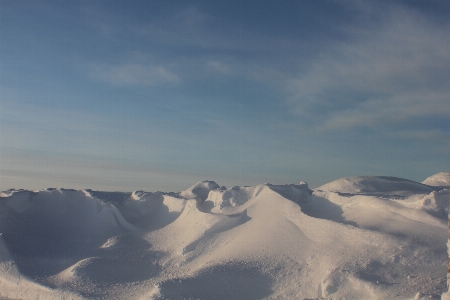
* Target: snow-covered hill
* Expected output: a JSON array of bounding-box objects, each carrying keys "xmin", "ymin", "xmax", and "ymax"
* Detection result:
[{"xmin": 0, "ymin": 174, "xmax": 448, "ymax": 299}]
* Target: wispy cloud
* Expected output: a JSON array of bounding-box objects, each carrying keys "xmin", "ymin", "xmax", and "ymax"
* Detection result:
[
  {"xmin": 388, "ymin": 128, "xmax": 450, "ymax": 141},
  {"xmin": 91, "ymin": 63, "xmax": 179, "ymax": 86},
  {"xmin": 282, "ymin": 3, "xmax": 450, "ymax": 131},
  {"xmin": 207, "ymin": 60, "xmax": 232, "ymax": 75},
  {"xmin": 318, "ymin": 90, "xmax": 449, "ymax": 131}
]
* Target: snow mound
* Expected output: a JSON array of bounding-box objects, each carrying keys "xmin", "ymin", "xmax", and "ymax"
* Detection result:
[
  {"xmin": 204, "ymin": 182, "xmax": 312, "ymax": 211},
  {"xmin": 316, "ymin": 176, "xmax": 433, "ymax": 197},
  {"xmin": 0, "ymin": 176, "xmax": 448, "ymax": 299},
  {"xmin": 0, "ymin": 188, "xmax": 140, "ymax": 284},
  {"xmin": 0, "ymin": 189, "xmax": 136, "ymax": 255},
  {"xmin": 207, "ymin": 184, "xmax": 265, "ymax": 209},
  {"xmin": 84, "ymin": 189, "xmax": 132, "ymax": 203},
  {"xmin": 422, "ymin": 172, "xmax": 450, "ymax": 187},
  {"xmin": 180, "ymin": 180, "xmax": 221, "ymax": 202},
  {"xmin": 0, "ymin": 226, "xmax": 84, "ymax": 300},
  {"xmin": 419, "ymin": 189, "xmax": 449, "ymax": 218},
  {"xmin": 85, "ymin": 190, "xmax": 168, "ymax": 228},
  {"xmin": 117, "ymin": 191, "xmax": 165, "ymax": 227}
]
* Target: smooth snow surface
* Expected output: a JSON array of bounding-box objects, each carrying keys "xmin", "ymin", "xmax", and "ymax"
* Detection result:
[{"xmin": 0, "ymin": 175, "xmax": 448, "ymax": 299}]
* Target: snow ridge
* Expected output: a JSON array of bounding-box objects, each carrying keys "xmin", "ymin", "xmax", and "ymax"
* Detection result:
[{"xmin": 0, "ymin": 175, "xmax": 448, "ymax": 299}]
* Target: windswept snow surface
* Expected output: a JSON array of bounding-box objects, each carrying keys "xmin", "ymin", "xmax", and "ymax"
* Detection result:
[{"xmin": 0, "ymin": 174, "xmax": 448, "ymax": 299}]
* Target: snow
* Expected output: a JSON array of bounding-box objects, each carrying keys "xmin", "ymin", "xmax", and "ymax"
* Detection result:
[
  {"xmin": 423, "ymin": 172, "xmax": 450, "ymax": 187},
  {"xmin": 179, "ymin": 180, "xmax": 221, "ymax": 202},
  {"xmin": 316, "ymin": 176, "xmax": 435, "ymax": 196},
  {"xmin": 0, "ymin": 174, "xmax": 448, "ymax": 299}
]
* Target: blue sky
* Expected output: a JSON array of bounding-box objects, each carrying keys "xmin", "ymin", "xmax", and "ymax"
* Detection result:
[{"xmin": 1, "ymin": 0, "xmax": 449, "ymax": 191}]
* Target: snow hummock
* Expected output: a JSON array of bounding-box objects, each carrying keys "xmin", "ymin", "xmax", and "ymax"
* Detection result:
[
  {"xmin": 0, "ymin": 174, "xmax": 448, "ymax": 299},
  {"xmin": 423, "ymin": 172, "xmax": 450, "ymax": 187},
  {"xmin": 316, "ymin": 175, "xmax": 434, "ymax": 196},
  {"xmin": 180, "ymin": 180, "xmax": 221, "ymax": 202}
]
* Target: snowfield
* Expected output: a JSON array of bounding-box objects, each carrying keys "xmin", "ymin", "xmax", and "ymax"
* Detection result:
[{"xmin": 0, "ymin": 173, "xmax": 448, "ymax": 299}]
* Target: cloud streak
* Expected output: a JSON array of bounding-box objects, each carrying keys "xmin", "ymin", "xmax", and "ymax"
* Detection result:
[
  {"xmin": 81, "ymin": 1, "xmax": 449, "ymax": 144},
  {"xmin": 91, "ymin": 63, "xmax": 179, "ymax": 86},
  {"xmin": 281, "ymin": 3, "xmax": 450, "ymax": 132}
]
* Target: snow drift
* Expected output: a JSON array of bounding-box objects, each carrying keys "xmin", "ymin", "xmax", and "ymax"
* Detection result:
[
  {"xmin": 423, "ymin": 172, "xmax": 450, "ymax": 187},
  {"xmin": 0, "ymin": 173, "xmax": 448, "ymax": 299}
]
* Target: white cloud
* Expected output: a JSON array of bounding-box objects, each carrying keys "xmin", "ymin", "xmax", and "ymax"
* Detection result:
[
  {"xmin": 207, "ymin": 60, "xmax": 232, "ymax": 74},
  {"xmin": 283, "ymin": 4, "xmax": 450, "ymax": 131},
  {"xmin": 319, "ymin": 90, "xmax": 450, "ymax": 131},
  {"xmin": 91, "ymin": 63, "xmax": 179, "ymax": 86}
]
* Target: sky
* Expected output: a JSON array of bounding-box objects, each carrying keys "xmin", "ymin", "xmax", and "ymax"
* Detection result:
[{"xmin": 1, "ymin": 0, "xmax": 449, "ymax": 192}]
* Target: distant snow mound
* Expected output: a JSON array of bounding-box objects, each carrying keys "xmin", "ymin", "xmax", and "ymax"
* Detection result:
[
  {"xmin": 83, "ymin": 190, "xmax": 165, "ymax": 228},
  {"xmin": 422, "ymin": 172, "xmax": 450, "ymax": 187},
  {"xmin": 316, "ymin": 176, "xmax": 433, "ymax": 197},
  {"xmin": 84, "ymin": 189, "xmax": 132, "ymax": 204},
  {"xmin": 208, "ymin": 185, "xmax": 265, "ymax": 209},
  {"xmin": 206, "ymin": 182, "xmax": 312, "ymax": 210},
  {"xmin": 180, "ymin": 181, "xmax": 221, "ymax": 202}
]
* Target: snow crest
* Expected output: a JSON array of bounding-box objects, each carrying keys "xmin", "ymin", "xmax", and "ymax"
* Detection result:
[
  {"xmin": 180, "ymin": 180, "xmax": 221, "ymax": 202},
  {"xmin": 316, "ymin": 176, "xmax": 434, "ymax": 197},
  {"xmin": 422, "ymin": 172, "xmax": 450, "ymax": 187}
]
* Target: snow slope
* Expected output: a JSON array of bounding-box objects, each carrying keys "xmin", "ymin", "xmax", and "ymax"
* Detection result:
[{"xmin": 0, "ymin": 174, "xmax": 448, "ymax": 299}]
